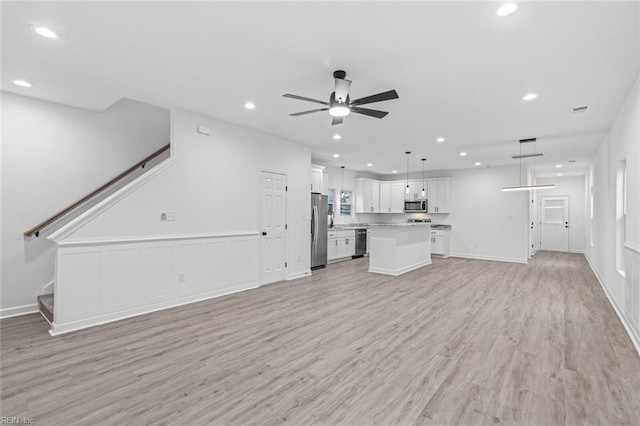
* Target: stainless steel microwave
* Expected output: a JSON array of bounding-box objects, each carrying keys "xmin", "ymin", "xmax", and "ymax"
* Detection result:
[{"xmin": 404, "ymin": 199, "xmax": 427, "ymax": 213}]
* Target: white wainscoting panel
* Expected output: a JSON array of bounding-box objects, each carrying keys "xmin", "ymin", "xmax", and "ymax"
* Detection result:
[
  {"xmin": 57, "ymin": 251, "xmax": 102, "ymax": 321},
  {"xmin": 146, "ymin": 246, "xmax": 176, "ymax": 302},
  {"xmin": 53, "ymin": 233, "xmax": 259, "ymax": 334},
  {"xmin": 624, "ymin": 243, "xmax": 640, "ymax": 348},
  {"xmin": 103, "ymin": 248, "xmax": 141, "ymax": 309}
]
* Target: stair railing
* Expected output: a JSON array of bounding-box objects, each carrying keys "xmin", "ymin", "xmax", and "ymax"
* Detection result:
[{"xmin": 24, "ymin": 144, "xmax": 170, "ymax": 237}]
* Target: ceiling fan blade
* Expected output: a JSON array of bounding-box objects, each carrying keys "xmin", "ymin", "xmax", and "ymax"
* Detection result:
[
  {"xmin": 334, "ymin": 78, "xmax": 352, "ymax": 103},
  {"xmin": 349, "ymin": 90, "xmax": 399, "ymax": 106},
  {"xmin": 290, "ymin": 108, "xmax": 328, "ymax": 116},
  {"xmin": 283, "ymin": 94, "xmax": 329, "ymax": 105},
  {"xmin": 331, "ymin": 117, "xmax": 344, "ymax": 125},
  {"xmin": 350, "ymin": 106, "xmax": 389, "ymax": 119}
]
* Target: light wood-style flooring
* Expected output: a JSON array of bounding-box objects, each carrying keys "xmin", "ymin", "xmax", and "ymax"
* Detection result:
[{"xmin": 1, "ymin": 251, "xmax": 639, "ymax": 425}]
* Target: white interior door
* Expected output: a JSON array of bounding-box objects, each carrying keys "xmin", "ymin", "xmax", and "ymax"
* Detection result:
[
  {"xmin": 540, "ymin": 195, "xmax": 569, "ymax": 252},
  {"xmin": 261, "ymin": 171, "xmax": 287, "ymax": 285}
]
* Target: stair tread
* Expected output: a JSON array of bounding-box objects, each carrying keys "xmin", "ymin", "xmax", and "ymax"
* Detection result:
[{"xmin": 37, "ymin": 294, "xmax": 54, "ymax": 323}]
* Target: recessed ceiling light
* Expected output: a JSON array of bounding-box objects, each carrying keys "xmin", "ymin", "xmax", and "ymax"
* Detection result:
[
  {"xmin": 496, "ymin": 3, "xmax": 518, "ymax": 17},
  {"xmin": 459, "ymin": 152, "xmax": 467, "ymax": 156},
  {"xmin": 392, "ymin": 170, "xmax": 398, "ymax": 174},
  {"xmin": 12, "ymin": 79, "xmax": 33, "ymax": 88},
  {"xmin": 557, "ymin": 173, "xmax": 563, "ymax": 176},
  {"xmin": 366, "ymin": 163, "xmax": 373, "ymax": 167},
  {"xmin": 30, "ymin": 25, "xmax": 58, "ymax": 39},
  {"xmin": 436, "ymin": 137, "xmax": 445, "ymax": 143},
  {"xmin": 475, "ymin": 162, "xmax": 482, "ymax": 166},
  {"xmin": 333, "ymin": 134, "xmax": 342, "ymax": 140},
  {"xmin": 333, "ymin": 153, "xmax": 340, "ymax": 158},
  {"xmin": 555, "ymin": 164, "xmax": 563, "ymax": 168},
  {"xmin": 522, "ymin": 93, "xmax": 538, "ymax": 101},
  {"xmin": 244, "ymin": 102, "xmax": 256, "ymax": 110}
]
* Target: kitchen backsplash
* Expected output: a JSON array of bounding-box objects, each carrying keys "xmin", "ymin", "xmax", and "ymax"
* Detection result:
[{"xmin": 333, "ymin": 213, "xmax": 447, "ymax": 225}]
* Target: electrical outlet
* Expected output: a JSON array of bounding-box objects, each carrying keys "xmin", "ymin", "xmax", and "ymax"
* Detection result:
[
  {"xmin": 166, "ymin": 211, "xmax": 176, "ymax": 221},
  {"xmin": 177, "ymin": 272, "xmax": 186, "ymax": 282}
]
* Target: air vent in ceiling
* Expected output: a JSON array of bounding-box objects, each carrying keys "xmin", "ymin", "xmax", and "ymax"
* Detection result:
[{"xmin": 573, "ymin": 105, "xmax": 588, "ymax": 113}]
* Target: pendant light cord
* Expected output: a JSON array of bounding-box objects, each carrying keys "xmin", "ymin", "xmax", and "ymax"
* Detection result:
[
  {"xmin": 422, "ymin": 158, "xmax": 426, "ymax": 193},
  {"xmin": 405, "ymin": 151, "xmax": 411, "ymax": 190}
]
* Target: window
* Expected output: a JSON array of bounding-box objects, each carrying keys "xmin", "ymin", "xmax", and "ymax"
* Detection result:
[{"xmin": 340, "ymin": 190, "xmax": 352, "ymax": 216}]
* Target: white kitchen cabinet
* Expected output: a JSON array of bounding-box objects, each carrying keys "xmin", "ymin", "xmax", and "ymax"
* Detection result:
[
  {"xmin": 436, "ymin": 179, "xmax": 450, "ymax": 213},
  {"xmin": 328, "ymin": 230, "xmax": 356, "ymax": 261},
  {"xmin": 380, "ymin": 182, "xmax": 391, "ymax": 213},
  {"xmin": 427, "ymin": 178, "xmax": 450, "ymax": 213},
  {"xmin": 328, "ymin": 237, "xmax": 338, "ymax": 260},
  {"xmin": 390, "ymin": 182, "xmax": 405, "ymax": 213},
  {"xmin": 311, "ymin": 165, "xmax": 324, "ymax": 193},
  {"xmin": 356, "ymin": 178, "xmax": 380, "ymax": 213},
  {"xmin": 430, "ymin": 229, "xmax": 450, "ymax": 257}
]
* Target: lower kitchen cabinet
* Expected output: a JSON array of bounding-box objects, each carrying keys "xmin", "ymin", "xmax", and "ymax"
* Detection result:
[
  {"xmin": 328, "ymin": 229, "xmax": 356, "ymax": 261},
  {"xmin": 430, "ymin": 229, "xmax": 450, "ymax": 257}
]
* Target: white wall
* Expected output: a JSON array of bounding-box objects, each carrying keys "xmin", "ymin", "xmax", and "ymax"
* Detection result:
[
  {"xmin": 447, "ymin": 165, "xmax": 528, "ymax": 263},
  {"xmin": 586, "ymin": 73, "xmax": 640, "ymax": 350},
  {"xmin": 1, "ymin": 93, "xmax": 169, "ymax": 317},
  {"xmin": 536, "ymin": 175, "xmax": 587, "ymax": 253},
  {"xmin": 46, "ymin": 108, "xmax": 311, "ymax": 333}
]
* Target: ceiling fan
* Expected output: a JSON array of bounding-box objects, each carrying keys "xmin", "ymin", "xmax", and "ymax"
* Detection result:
[{"xmin": 283, "ymin": 70, "xmax": 399, "ymax": 125}]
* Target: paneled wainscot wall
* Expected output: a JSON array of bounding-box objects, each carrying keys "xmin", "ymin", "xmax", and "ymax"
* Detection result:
[{"xmin": 52, "ymin": 233, "xmax": 259, "ymax": 335}]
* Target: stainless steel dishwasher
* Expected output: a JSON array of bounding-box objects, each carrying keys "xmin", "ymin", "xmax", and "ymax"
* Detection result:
[{"xmin": 354, "ymin": 228, "xmax": 367, "ymax": 258}]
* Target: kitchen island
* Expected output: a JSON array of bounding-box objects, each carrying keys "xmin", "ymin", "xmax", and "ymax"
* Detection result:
[{"xmin": 368, "ymin": 223, "xmax": 431, "ymax": 276}]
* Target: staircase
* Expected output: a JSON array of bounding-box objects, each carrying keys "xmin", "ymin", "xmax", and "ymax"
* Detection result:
[{"xmin": 37, "ymin": 294, "xmax": 54, "ymax": 323}]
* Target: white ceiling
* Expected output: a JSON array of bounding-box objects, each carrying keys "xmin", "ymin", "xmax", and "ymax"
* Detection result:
[{"xmin": 3, "ymin": 1, "xmax": 639, "ymax": 177}]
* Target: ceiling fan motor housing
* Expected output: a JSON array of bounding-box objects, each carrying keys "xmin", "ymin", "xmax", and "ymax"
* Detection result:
[{"xmin": 333, "ymin": 70, "xmax": 347, "ymax": 79}]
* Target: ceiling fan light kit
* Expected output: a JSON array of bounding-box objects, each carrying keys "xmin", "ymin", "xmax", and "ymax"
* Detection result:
[{"xmin": 283, "ymin": 70, "xmax": 399, "ymax": 125}]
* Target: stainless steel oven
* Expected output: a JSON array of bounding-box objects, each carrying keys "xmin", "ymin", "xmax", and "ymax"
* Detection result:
[{"xmin": 403, "ymin": 199, "xmax": 427, "ymax": 213}]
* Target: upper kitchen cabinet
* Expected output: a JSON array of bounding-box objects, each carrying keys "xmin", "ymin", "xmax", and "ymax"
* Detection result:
[
  {"xmin": 375, "ymin": 181, "xmax": 405, "ymax": 213},
  {"xmin": 355, "ymin": 178, "xmax": 380, "ymax": 213},
  {"xmin": 380, "ymin": 182, "xmax": 391, "ymax": 213},
  {"xmin": 390, "ymin": 182, "xmax": 405, "ymax": 213},
  {"xmin": 311, "ymin": 164, "xmax": 324, "ymax": 194},
  {"xmin": 405, "ymin": 180, "xmax": 426, "ymax": 200},
  {"xmin": 427, "ymin": 178, "xmax": 450, "ymax": 213}
]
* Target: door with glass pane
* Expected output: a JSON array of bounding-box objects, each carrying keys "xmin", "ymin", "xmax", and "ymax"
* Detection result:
[{"xmin": 540, "ymin": 196, "xmax": 569, "ymax": 252}]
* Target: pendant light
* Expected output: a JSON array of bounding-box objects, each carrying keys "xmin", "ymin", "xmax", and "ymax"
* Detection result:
[
  {"xmin": 502, "ymin": 138, "xmax": 555, "ymax": 191},
  {"xmin": 421, "ymin": 158, "xmax": 426, "ymax": 197},
  {"xmin": 405, "ymin": 151, "xmax": 411, "ymax": 194},
  {"xmin": 340, "ymin": 166, "xmax": 345, "ymax": 198}
]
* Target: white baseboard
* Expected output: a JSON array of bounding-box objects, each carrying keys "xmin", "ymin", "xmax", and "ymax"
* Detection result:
[
  {"xmin": 584, "ymin": 253, "xmax": 640, "ymax": 356},
  {"xmin": 286, "ymin": 270, "xmax": 312, "ymax": 281},
  {"xmin": 369, "ymin": 259, "xmax": 432, "ymax": 276},
  {"xmin": 0, "ymin": 304, "xmax": 39, "ymax": 319},
  {"xmin": 570, "ymin": 249, "xmax": 586, "ymax": 254},
  {"xmin": 50, "ymin": 281, "xmax": 258, "ymax": 336},
  {"xmin": 449, "ymin": 252, "xmax": 528, "ymax": 264}
]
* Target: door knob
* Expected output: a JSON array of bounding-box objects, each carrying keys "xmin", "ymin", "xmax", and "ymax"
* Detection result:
[{"xmin": 262, "ymin": 231, "xmax": 267, "ymax": 236}]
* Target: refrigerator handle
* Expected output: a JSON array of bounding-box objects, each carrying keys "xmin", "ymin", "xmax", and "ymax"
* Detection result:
[
  {"xmin": 311, "ymin": 205, "xmax": 315, "ymax": 236},
  {"xmin": 313, "ymin": 206, "xmax": 319, "ymax": 244}
]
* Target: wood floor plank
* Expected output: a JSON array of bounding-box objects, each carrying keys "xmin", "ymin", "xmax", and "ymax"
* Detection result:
[{"xmin": 1, "ymin": 251, "xmax": 639, "ymax": 425}]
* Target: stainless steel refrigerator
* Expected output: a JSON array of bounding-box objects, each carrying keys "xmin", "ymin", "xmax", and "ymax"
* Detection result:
[{"xmin": 311, "ymin": 194, "xmax": 328, "ymax": 269}]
